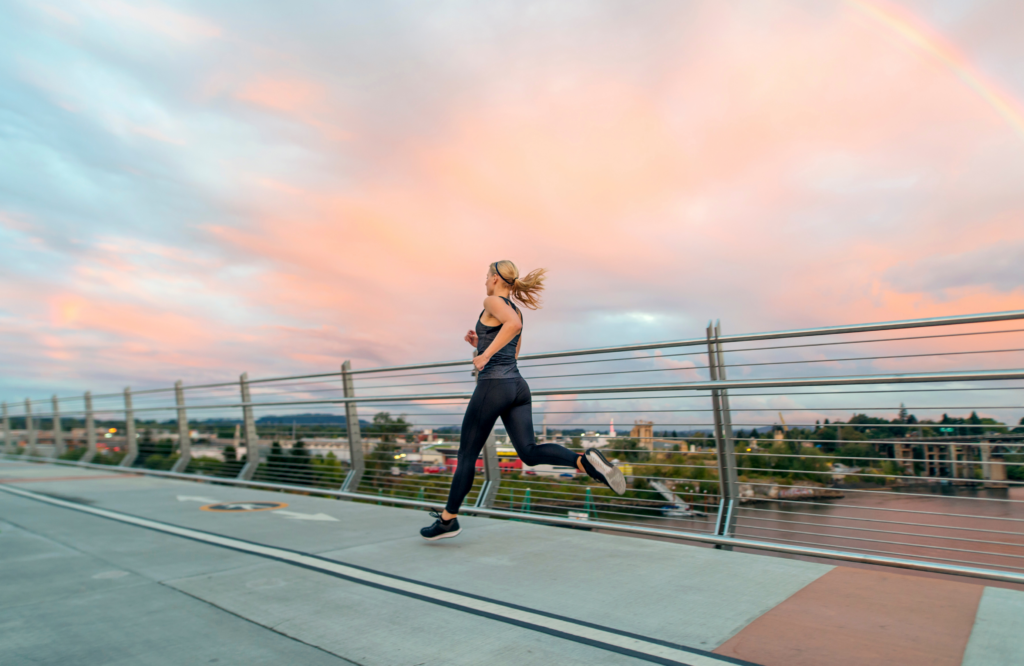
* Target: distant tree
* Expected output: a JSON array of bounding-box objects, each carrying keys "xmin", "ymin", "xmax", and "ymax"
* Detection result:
[
  {"xmin": 610, "ymin": 438, "xmax": 648, "ymax": 463},
  {"xmin": 220, "ymin": 444, "xmax": 244, "ymax": 478},
  {"xmin": 898, "ymin": 404, "xmax": 909, "ymax": 423},
  {"xmin": 364, "ymin": 412, "xmax": 410, "ymax": 443},
  {"xmin": 363, "ymin": 413, "xmax": 409, "ymax": 487},
  {"xmin": 290, "ymin": 440, "xmax": 314, "ymax": 485},
  {"xmin": 266, "ymin": 442, "xmax": 289, "ymax": 483}
]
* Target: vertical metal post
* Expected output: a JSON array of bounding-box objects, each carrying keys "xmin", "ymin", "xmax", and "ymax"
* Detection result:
[
  {"xmin": 170, "ymin": 381, "xmax": 191, "ymax": 473},
  {"xmin": 980, "ymin": 442, "xmax": 993, "ymax": 485},
  {"xmin": 340, "ymin": 361, "xmax": 365, "ymax": 493},
  {"xmin": 237, "ymin": 372, "xmax": 261, "ymax": 480},
  {"xmin": 119, "ymin": 388, "xmax": 137, "ymax": 467},
  {"xmin": 51, "ymin": 395, "xmax": 64, "ymax": 458},
  {"xmin": 714, "ymin": 322, "xmax": 740, "ymax": 534},
  {"xmin": 474, "ymin": 350, "xmax": 501, "ymax": 508},
  {"xmin": 82, "ymin": 391, "xmax": 97, "ymax": 463},
  {"xmin": 708, "ymin": 321, "xmax": 739, "ymax": 548},
  {"xmin": 2, "ymin": 402, "xmax": 11, "ymax": 455},
  {"xmin": 25, "ymin": 398, "xmax": 38, "ymax": 457}
]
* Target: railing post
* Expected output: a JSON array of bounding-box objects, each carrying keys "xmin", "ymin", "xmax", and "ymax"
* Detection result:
[
  {"xmin": 25, "ymin": 398, "xmax": 38, "ymax": 457},
  {"xmin": 171, "ymin": 381, "xmax": 192, "ymax": 473},
  {"xmin": 708, "ymin": 321, "xmax": 739, "ymax": 548},
  {"xmin": 51, "ymin": 395, "xmax": 64, "ymax": 458},
  {"xmin": 237, "ymin": 372, "xmax": 261, "ymax": 480},
  {"xmin": 82, "ymin": 391, "xmax": 97, "ymax": 463},
  {"xmin": 340, "ymin": 361, "xmax": 365, "ymax": 493},
  {"xmin": 980, "ymin": 442, "xmax": 994, "ymax": 486},
  {"xmin": 119, "ymin": 388, "xmax": 137, "ymax": 467},
  {"xmin": 473, "ymin": 351, "xmax": 501, "ymax": 508},
  {"xmin": 2, "ymin": 402, "xmax": 11, "ymax": 454}
]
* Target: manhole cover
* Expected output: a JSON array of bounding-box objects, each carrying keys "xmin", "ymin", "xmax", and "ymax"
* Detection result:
[{"xmin": 200, "ymin": 501, "xmax": 288, "ymax": 512}]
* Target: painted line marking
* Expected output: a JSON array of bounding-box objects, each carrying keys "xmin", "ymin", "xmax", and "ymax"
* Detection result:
[
  {"xmin": 0, "ymin": 483, "xmax": 758, "ymax": 666},
  {"xmin": 0, "ymin": 474, "xmax": 134, "ymax": 483},
  {"xmin": 274, "ymin": 509, "xmax": 337, "ymax": 521},
  {"xmin": 200, "ymin": 501, "xmax": 288, "ymax": 513}
]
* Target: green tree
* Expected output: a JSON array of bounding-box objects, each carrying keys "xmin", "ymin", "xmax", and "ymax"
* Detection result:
[
  {"xmin": 364, "ymin": 412, "xmax": 410, "ymax": 443},
  {"xmin": 266, "ymin": 441, "xmax": 289, "ymax": 483},
  {"xmin": 609, "ymin": 438, "xmax": 648, "ymax": 463},
  {"xmin": 290, "ymin": 440, "xmax": 314, "ymax": 485},
  {"xmin": 363, "ymin": 412, "xmax": 410, "ymax": 487}
]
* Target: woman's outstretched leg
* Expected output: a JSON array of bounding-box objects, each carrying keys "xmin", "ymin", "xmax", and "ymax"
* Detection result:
[{"xmin": 502, "ymin": 378, "xmax": 626, "ymax": 494}]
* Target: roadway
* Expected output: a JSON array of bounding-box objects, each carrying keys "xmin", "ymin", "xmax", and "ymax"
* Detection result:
[{"xmin": 1, "ymin": 460, "xmax": 1021, "ymax": 666}]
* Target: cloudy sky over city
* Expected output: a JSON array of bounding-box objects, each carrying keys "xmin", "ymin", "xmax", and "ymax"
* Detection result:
[{"xmin": 2, "ymin": 0, "xmax": 1023, "ymax": 399}]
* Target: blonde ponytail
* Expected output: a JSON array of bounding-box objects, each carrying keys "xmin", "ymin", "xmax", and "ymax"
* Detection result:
[{"xmin": 490, "ymin": 260, "xmax": 547, "ymax": 310}]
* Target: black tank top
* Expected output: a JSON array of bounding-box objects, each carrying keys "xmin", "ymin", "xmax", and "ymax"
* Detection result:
[{"xmin": 476, "ymin": 296, "xmax": 522, "ymax": 379}]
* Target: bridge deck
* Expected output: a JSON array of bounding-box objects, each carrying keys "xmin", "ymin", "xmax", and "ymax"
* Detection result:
[{"xmin": 1, "ymin": 460, "xmax": 1021, "ymax": 666}]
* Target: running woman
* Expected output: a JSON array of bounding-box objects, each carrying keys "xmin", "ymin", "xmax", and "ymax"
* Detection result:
[{"xmin": 420, "ymin": 261, "xmax": 626, "ymax": 541}]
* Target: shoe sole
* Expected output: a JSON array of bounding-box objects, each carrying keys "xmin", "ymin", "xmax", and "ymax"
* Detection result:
[
  {"xmin": 421, "ymin": 527, "xmax": 462, "ymax": 541},
  {"xmin": 586, "ymin": 449, "xmax": 626, "ymax": 495}
]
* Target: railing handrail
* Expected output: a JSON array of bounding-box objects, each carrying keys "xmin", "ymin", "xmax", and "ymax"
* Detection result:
[
  {"xmin": 11, "ymin": 309, "xmax": 1024, "ymax": 405},
  {"xmin": 348, "ymin": 309, "xmax": 1024, "ymax": 374},
  {"xmin": 10, "ymin": 368, "xmax": 1024, "ymax": 419}
]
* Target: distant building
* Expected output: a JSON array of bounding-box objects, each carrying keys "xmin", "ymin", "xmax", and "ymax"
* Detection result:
[{"xmin": 630, "ymin": 420, "xmax": 654, "ymax": 449}]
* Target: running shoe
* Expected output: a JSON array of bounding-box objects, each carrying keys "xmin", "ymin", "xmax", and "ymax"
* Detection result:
[
  {"xmin": 420, "ymin": 509, "xmax": 462, "ymax": 541},
  {"xmin": 582, "ymin": 448, "xmax": 627, "ymax": 495}
]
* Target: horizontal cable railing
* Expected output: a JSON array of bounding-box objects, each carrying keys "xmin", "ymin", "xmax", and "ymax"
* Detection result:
[{"xmin": 3, "ymin": 309, "xmax": 1024, "ymax": 585}]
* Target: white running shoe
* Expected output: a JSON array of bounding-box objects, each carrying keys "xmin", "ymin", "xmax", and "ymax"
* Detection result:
[{"xmin": 583, "ymin": 448, "xmax": 627, "ymax": 495}]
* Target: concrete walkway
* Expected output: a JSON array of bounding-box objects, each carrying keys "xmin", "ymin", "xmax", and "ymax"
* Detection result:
[{"xmin": 1, "ymin": 460, "xmax": 1021, "ymax": 666}]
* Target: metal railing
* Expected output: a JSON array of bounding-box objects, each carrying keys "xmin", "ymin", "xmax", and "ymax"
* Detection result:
[{"xmin": 3, "ymin": 309, "xmax": 1024, "ymax": 585}]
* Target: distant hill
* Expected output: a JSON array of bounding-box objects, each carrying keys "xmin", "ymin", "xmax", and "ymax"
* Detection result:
[{"xmin": 255, "ymin": 413, "xmax": 368, "ymax": 426}]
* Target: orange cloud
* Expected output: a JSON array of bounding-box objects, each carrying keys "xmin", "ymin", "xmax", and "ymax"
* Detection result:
[
  {"xmin": 235, "ymin": 76, "xmax": 351, "ymax": 141},
  {"xmin": 237, "ymin": 77, "xmax": 324, "ymax": 113}
]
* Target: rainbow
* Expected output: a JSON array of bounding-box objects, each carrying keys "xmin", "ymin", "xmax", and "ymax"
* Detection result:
[{"xmin": 848, "ymin": 0, "xmax": 1024, "ymax": 141}]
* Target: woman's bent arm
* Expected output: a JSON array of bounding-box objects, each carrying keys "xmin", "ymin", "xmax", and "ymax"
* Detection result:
[{"xmin": 476, "ymin": 296, "xmax": 522, "ymax": 366}]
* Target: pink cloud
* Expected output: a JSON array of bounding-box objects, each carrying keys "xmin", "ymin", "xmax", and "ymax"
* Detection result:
[
  {"xmin": 237, "ymin": 77, "xmax": 324, "ymax": 113},
  {"xmin": 235, "ymin": 75, "xmax": 352, "ymax": 141},
  {"xmin": 91, "ymin": 0, "xmax": 221, "ymax": 42},
  {"xmin": 5, "ymin": 1, "xmax": 1024, "ymax": 401}
]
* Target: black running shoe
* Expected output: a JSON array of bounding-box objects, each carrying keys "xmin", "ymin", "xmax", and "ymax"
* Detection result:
[
  {"xmin": 420, "ymin": 509, "xmax": 461, "ymax": 541},
  {"xmin": 582, "ymin": 448, "xmax": 627, "ymax": 495}
]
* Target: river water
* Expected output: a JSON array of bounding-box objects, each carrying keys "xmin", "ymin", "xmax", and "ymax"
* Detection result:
[{"xmin": 644, "ymin": 484, "xmax": 1024, "ymax": 573}]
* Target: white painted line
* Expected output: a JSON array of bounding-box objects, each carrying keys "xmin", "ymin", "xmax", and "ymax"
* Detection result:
[
  {"xmin": 0, "ymin": 484, "xmax": 750, "ymax": 666},
  {"xmin": 177, "ymin": 495, "xmax": 220, "ymax": 503},
  {"xmin": 274, "ymin": 509, "xmax": 337, "ymax": 521}
]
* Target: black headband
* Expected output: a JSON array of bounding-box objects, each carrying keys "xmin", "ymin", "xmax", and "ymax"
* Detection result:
[{"xmin": 493, "ymin": 262, "xmax": 516, "ymax": 286}]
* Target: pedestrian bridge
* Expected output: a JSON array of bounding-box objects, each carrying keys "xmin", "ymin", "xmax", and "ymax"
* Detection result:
[{"xmin": 2, "ymin": 459, "xmax": 1021, "ymax": 666}]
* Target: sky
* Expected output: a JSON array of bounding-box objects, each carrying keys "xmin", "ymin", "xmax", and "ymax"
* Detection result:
[{"xmin": 2, "ymin": 0, "xmax": 1024, "ymax": 405}]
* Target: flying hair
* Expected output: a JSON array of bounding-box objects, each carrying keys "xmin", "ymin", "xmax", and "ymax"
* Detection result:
[{"xmin": 490, "ymin": 260, "xmax": 547, "ymax": 310}]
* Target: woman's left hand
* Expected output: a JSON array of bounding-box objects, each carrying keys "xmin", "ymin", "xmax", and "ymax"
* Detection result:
[{"xmin": 473, "ymin": 354, "xmax": 490, "ymax": 372}]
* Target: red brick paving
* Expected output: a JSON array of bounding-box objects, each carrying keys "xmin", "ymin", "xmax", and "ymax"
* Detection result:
[{"xmin": 714, "ymin": 566, "xmax": 983, "ymax": 666}]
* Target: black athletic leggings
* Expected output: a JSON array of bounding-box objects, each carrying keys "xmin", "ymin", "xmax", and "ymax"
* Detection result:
[{"xmin": 445, "ymin": 377, "xmax": 580, "ymax": 514}]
